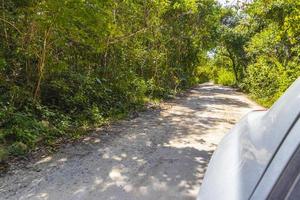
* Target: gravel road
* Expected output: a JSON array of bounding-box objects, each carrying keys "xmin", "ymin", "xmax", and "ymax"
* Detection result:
[{"xmin": 0, "ymin": 83, "xmax": 261, "ymax": 200}]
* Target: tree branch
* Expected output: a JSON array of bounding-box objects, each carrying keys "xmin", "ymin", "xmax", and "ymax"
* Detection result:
[
  {"xmin": 0, "ymin": 17, "xmax": 22, "ymax": 34},
  {"xmin": 108, "ymin": 27, "xmax": 148, "ymax": 45}
]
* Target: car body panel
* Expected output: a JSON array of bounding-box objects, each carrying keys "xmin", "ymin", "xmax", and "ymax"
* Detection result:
[
  {"xmin": 250, "ymin": 118, "xmax": 300, "ymax": 199},
  {"xmin": 197, "ymin": 78, "xmax": 300, "ymax": 200}
]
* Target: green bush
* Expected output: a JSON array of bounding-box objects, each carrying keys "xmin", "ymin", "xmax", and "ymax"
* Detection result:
[
  {"xmin": 245, "ymin": 61, "xmax": 279, "ymax": 106},
  {"xmin": 195, "ymin": 66, "xmax": 211, "ymax": 83},
  {"xmin": 244, "ymin": 57, "xmax": 299, "ymax": 107},
  {"xmin": 0, "ymin": 147, "xmax": 8, "ymax": 162},
  {"xmin": 216, "ymin": 68, "xmax": 236, "ymax": 86},
  {"xmin": 9, "ymin": 142, "xmax": 28, "ymax": 156}
]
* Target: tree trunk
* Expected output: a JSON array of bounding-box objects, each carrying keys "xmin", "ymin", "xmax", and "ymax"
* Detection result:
[
  {"xmin": 33, "ymin": 29, "xmax": 50, "ymax": 101},
  {"xmin": 228, "ymin": 50, "xmax": 239, "ymax": 83}
]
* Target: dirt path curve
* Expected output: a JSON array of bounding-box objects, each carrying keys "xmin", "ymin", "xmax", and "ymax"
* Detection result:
[{"xmin": 0, "ymin": 83, "xmax": 261, "ymax": 200}]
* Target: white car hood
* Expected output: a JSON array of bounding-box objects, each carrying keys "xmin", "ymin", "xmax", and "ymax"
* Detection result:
[{"xmin": 198, "ymin": 78, "xmax": 300, "ymax": 200}]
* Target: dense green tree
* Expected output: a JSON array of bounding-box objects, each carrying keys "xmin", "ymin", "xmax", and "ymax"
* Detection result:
[
  {"xmin": 245, "ymin": 0, "xmax": 300, "ymax": 105},
  {"xmin": 208, "ymin": 0, "xmax": 300, "ymax": 106}
]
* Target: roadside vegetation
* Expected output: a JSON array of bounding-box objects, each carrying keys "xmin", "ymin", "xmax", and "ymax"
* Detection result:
[
  {"xmin": 0, "ymin": 0, "xmax": 219, "ymax": 161},
  {"xmin": 206, "ymin": 0, "xmax": 300, "ymax": 107},
  {"xmin": 0, "ymin": 0, "xmax": 299, "ymax": 162}
]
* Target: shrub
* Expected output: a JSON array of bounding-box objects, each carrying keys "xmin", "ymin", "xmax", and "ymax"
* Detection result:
[
  {"xmin": 9, "ymin": 142, "xmax": 28, "ymax": 156},
  {"xmin": 195, "ymin": 66, "xmax": 211, "ymax": 83},
  {"xmin": 244, "ymin": 56, "xmax": 299, "ymax": 107},
  {"xmin": 0, "ymin": 147, "xmax": 8, "ymax": 162},
  {"xmin": 216, "ymin": 68, "xmax": 236, "ymax": 86}
]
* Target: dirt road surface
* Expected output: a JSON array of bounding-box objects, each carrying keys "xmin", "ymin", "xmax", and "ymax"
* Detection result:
[{"xmin": 0, "ymin": 83, "xmax": 261, "ymax": 200}]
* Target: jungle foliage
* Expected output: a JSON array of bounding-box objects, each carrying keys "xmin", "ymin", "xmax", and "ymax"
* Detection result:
[
  {"xmin": 0, "ymin": 0, "xmax": 220, "ymax": 160},
  {"xmin": 209, "ymin": 0, "xmax": 300, "ymax": 106}
]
